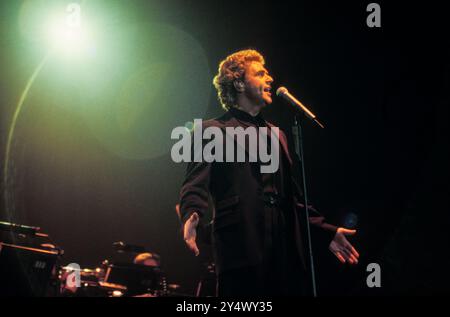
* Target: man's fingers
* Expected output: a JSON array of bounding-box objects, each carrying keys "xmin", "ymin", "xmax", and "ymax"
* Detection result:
[
  {"xmin": 341, "ymin": 247, "xmax": 359, "ymax": 264},
  {"xmin": 343, "ymin": 241, "xmax": 360, "ymax": 258},
  {"xmin": 185, "ymin": 239, "xmax": 200, "ymax": 256},
  {"xmin": 343, "ymin": 241, "xmax": 360, "ymax": 259},
  {"xmin": 351, "ymin": 246, "xmax": 360, "ymax": 258},
  {"xmin": 334, "ymin": 251, "xmax": 346, "ymax": 264},
  {"xmin": 347, "ymin": 247, "xmax": 359, "ymax": 261},
  {"xmin": 341, "ymin": 251, "xmax": 354, "ymax": 264},
  {"xmin": 192, "ymin": 244, "xmax": 200, "ymax": 256},
  {"xmin": 340, "ymin": 228, "xmax": 357, "ymax": 236},
  {"xmin": 349, "ymin": 254, "xmax": 358, "ymax": 265},
  {"xmin": 341, "ymin": 247, "xmax": 352, "ymax": 258}
]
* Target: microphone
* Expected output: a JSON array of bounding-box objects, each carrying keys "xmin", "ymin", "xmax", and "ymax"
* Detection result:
[{"xmin": 276, "ymin": 87, "xmax": 324, "ymax": 128}]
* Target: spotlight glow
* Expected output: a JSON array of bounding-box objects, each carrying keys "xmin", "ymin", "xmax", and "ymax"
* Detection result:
[{"xmin": 45, "ymin": 8, "xmax": 94, "ymax": 59}]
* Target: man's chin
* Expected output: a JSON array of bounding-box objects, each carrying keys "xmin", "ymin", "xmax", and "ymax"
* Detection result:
[
  {"xmin": 251, "ymin": 96, "xmax": 271, "ymax": 108},
  {"xmin": 263, "ymin": 97, "xmax": 273, "ymax": 106}
]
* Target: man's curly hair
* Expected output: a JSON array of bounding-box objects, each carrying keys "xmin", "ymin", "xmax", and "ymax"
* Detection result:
[{"xmin": 213, "ymin": 49, "xmax": 265, "ymax": 111}]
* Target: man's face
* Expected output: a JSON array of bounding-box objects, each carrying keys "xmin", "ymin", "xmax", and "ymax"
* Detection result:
[{"xmin": 243, "ymin": 61, "xmax": 274, "ymax": 107}]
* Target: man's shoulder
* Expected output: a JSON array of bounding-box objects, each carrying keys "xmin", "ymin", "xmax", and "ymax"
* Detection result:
[
  {"xmin": 198, "ymin": 111, "xmax": 284, "ymax": 134},
  {"xmin": 201, "ymin": 112, "xmax": 234, "ymax": 129}
]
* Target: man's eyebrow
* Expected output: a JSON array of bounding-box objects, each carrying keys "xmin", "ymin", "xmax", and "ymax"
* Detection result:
[{"xmin": 255, "ymin": 69, "xmax": 268, "ymax": 75}]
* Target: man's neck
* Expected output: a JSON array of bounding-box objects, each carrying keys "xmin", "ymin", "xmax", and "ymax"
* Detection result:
[{"xmin": 235, "ymin": 101, "xmax": 262, "ymax": 117}]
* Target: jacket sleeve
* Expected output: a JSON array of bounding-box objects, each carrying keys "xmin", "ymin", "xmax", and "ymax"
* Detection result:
[
  {"xmin": 292, "ymin": 178, "xmax": 338, "ymax": 247},
  {"xmin": 179, "ymin": 128, "xmax": 212, "ymax": 225}
]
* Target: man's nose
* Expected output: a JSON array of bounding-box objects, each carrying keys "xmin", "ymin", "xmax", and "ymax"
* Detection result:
[{"xmin": 267, "ymin": 75, "xmax": 273, "ymax": 83}]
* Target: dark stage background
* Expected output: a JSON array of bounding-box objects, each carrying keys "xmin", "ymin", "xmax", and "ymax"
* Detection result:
[{"xmin": 0, "ymin": 0, "xmax": 448, "ymax": 295}]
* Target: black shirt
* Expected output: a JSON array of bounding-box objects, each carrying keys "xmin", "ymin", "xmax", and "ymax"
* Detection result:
[
  {"xmin": 228, "ymin": 107, "xmax": 293, "ymax": 201},
  {"xmin": 227, "ymin": 107, "xmax": 305, "ymax": 295}
]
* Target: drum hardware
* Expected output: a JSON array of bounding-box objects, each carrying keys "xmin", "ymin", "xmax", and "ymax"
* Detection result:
[{"xmin": 1, "ymin": 222, "xmax": 186, "ymax": 297}]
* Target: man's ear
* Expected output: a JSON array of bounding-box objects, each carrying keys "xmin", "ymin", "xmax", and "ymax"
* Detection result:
[{"xmin": 233, "ymin": 80, "xmax": 245, "ymax": 93}]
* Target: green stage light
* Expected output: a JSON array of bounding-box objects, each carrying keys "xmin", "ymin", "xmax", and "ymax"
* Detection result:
[
  {"xmin": 18, "ymin": 1, "xmax": 95, "ymax": 59},
  {"xmin": 45, "ymin": 11, "xmax": 94, "ymax": 58}
]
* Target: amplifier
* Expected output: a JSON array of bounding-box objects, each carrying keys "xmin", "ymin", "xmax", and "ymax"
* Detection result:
[{"xmin": 0, "ymin": 242, "xmax": 59, "ymax": 296}]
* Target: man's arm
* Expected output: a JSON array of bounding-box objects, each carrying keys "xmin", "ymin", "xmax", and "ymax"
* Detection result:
[
  {"xmin": 179, "ymin": 158, "xmax": 211, "ymax": 223},
  {"xmin": 292, "ymin": 178, "xmax": 337, "ymax": 236},
  {"xmin": 179, "ymin": 129, "xmax": 212, "ymax": 256},
  {"xmin": 293, "ymin": 179, "xmax": 359, "ymax": 265}
]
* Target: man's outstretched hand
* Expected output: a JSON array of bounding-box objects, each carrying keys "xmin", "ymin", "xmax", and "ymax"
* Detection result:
[
  {"xmin": 184, "ymin": 214, "xmax": 360, "ymax": 263},
  {"xmin": 183, "ymin": 212, "xmax": 200, "ymax": 256},
  {"xmin": 329, "ymin": 227, "xmax": 360, "ymax": 265}
]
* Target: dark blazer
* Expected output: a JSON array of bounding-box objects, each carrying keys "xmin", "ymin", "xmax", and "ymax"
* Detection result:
[{"xmin": 179, "ymin": 111, "xmax": 337, "ymax": 274}]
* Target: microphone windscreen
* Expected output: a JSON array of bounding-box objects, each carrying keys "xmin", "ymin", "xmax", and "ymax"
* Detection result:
[{"xmin": 276, "ymin": 86, "xmax": 288, "ymax": 96}]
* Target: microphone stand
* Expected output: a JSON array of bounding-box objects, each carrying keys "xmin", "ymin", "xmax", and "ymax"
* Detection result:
[{"xmin": 292, "ymin": 114, "xmax": 323, "ymax": 297}]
